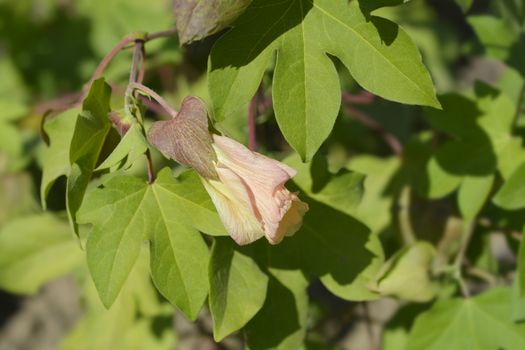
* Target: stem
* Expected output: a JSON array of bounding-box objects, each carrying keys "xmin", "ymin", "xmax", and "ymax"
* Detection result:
[
  {"xmin": 87, "ymin": 28, "xmax": 177, "ymax": 92},
  {"xmin": 342, "ymin": 90, "xmax": 375, "ymax": 105},
  {"xmin": 145, "ymin": 28, "xmax": 178, "ymax": 41},
  {"xmin": 128, "ymin": 82, "xmax": 178, "ymax": 118},
  {"xmin": 129, "ymin": 40, "xmax": 143, "ymax": 84},
  {"xmin": 248, "ymin": 92, "xmax": 258, "ymax": 151},
  {"xmin": 129, "ymin": 42, "xmax": 156, "ymax": 184},
  {"xmin": 91, "ymin": 36, "xmax": 135, "ymax": 86},
  {"xmin": 145, "ymin": 149, "xmax": 156, "ymax": 184},
  {"xmin": 342, "ymin": 97, "xmax": 403, "ymax": 156},
  {"xmin": 138, "ymin": 43, "xmax": 146, "ymax": 84},
  {"xmin": 453, "ymin": 222, "xmax": 476, "ymax": 298}
]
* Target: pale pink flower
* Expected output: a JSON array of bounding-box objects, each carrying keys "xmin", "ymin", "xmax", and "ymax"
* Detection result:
[{"xmin": 201, "ymin": 135, "xmax": 309, "ymax": 245}]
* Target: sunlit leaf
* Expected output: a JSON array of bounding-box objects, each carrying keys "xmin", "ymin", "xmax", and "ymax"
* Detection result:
[
  {"xmin": 209, "ymin": 0, "xmax": 439, "ymax": 160},
  {"xmin": 78, "ymin": 168, "xmax": 225, "ymax": 318},
  {"xmin": 407, "ymin": 288, "xmax": 525, "ymax": 350}
]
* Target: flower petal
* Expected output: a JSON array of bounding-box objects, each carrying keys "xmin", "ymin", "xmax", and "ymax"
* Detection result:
[
  {"xmin": 201, "ymin": 170, "xmax": 265, "ymax": 245},
  {"xmin": 271, "ymin": 194, "xmax": 309, "ymax": 244},
  {"xmin": 212, "ymin": 135, "xmax": 295, "ymax": 237}
]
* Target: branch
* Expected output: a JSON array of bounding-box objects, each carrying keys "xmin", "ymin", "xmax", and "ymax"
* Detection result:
[
  {"xmin": 128, "ymin": 82, "xmax": 178, "ymax": 118},
  {"xmin": 129, "ymin": 43, "xmax": 156, "ymax": 184},
  {"xmin": 86, "ymin": 28, "xmax": 178, "ymax": 95},
  {"xmin": 453, "ymin": 222, "xmax": 476, "ymax": 298},
  {"xmin": 343, "ymin": 106, "xmax": 403, "ymax": 155}
]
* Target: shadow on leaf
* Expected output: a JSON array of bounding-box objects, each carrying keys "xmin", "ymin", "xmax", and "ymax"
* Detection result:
[
  {"xmin": 245, "ymin": 275, "xmax": 301, "ymax": 349},
  {"xmin": 268, "ymin": 193, "xmax": 375, "ymax": 287}
]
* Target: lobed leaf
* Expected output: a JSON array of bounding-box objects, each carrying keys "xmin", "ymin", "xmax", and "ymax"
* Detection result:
[
  {"xmin": 209, "ymin": 0, "xmax": 439, "ymax": 160},
  {"xmin": 407, "ymin": 288, "xmax": 525, "ymax": 350},
  {"xmin": 79, "ymin": 168, "xmax": 226, "ymax": 318}
]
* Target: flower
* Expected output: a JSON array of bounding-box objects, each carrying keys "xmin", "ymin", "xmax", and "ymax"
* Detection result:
[
  {"xmin": 147, "ymin": 96, "xmax": 308, "ymax": 245},
  {"xmin": 202, "ymin": 135, "xmax": 308, "ymax": 245}
]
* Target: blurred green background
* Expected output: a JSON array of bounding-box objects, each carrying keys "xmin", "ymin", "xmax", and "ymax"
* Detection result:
[{"xmin": 0, "ymin": 0, "xmax": 520, "ymax": 349}]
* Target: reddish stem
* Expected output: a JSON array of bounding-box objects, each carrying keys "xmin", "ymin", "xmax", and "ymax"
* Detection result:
[
  {"xmin": 128, "ymin": 82, "xmax": 178, "ymax": 118},
  {"xmin": 342, "ymin": 90, "xmax": 375, "ymax": 105},
  {"xmin": 343, "ymin": 102, "xmax": 403, "ymax": 156},
  {"xmin": 138, "ymin": 43, "xmax": 146, "ymax": 84},
  {"xmin": 91, "ymin": 36, "xmax": 134, "ymax": 86}
]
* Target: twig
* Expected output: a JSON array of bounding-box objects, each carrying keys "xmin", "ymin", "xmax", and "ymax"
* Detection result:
[
  {"xmin": 453, "ymin": 222, "xmax": 476, "ymax": 298},
  {"xmin": 248, "ymin": 92, "xmax": 258, "ymax": 151},
  {"xmin": 145, "ymin": 149, "xmax": 156, "ymax": 184},
  {"xmin": 342, "ymin": 93, "xmax": 403, "ymax": 155},
  {"xmin": 34, "ymin": 91, "xmax": 82, "ymax": 115},
  {"xmin": 138, "ymin": 43, "xmax": 146, "ymax": 84},
  {"xmin": 86, "ymin": 28, "xmax": 177, "ymax": 93},
  {"xmin": 128, "ymin": 82, "xmax": 178, "ymax": 118},
  {"xmin": 342, "ymin": 90, "xmax": 375, "ymax": 105},
  {"xmin": 129, "ymin": 40, "xmax": 143, "ymax": 85},
  {"xmin": 129, "ymin": 42, "xmax": 156, "ymax": 184},
  {"xmin": 90, "ymin": 36, "xmax": 135, "ymax": 87},
  {"xmin": 145, "ymin": 28, "xmax": 178, "ymax": 41}
]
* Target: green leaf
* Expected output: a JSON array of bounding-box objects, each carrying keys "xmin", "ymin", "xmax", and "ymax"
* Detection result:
[
  {"xmin": 424, "ymin": 84, "xmax": 516, "ymax": 199},
  {"xmin": 286, "ymin": 154, "xmax": 364, "ymax": 216},
  {"xmin": 512, "ymin": 275, "xmax": 525, "ymax": 323},
  {"xmin": 67, "ymin": 79, "xmax": 112, "ymax": 235},
  {"xmin": 270, "ymin": 193, "xmax": 384, "ymax": 301},
  {"xmin": 246, "ymin": 268, "xmax": 309, "ymax": 350},
  {"xmin": 494, "ymin": 162, "xmax": 525, "ymax": 210},
  {"xmin": 498, "ymin": 137, "xmax": 525, "ymax": 180},
  {"xmin": 407, "ymin": 288, "xmax": 525, "ymax": 350},
  {"xmin": 174, "ymin": 0, "xmax": 251, "ymax": 44},
  {"xmin": 371, "ymin": 242, "xmax": 437, "ymax": 302},
  {"xmin": 209, "ymin": 238, "xmax": 269, "ymax": 341},
  {"xmin": 468, "ymin": 16, "xmax": 515, "ymax": 60},
  {"xmin": 96, "ymin": 122, "xmax": 148, "ymax": 172},
  {"xmin": 348, "ymin": 156, "xmax": 400, "ymax": 233},
  {"xmin": 79, "ymin": 168, "xmax": 225, "ymax": 317},
  {"xmin": 79, "ymin": 176, "xmax": 151, "ymax": 309},
  {"xmin": 0, "ymin": 214, "xmax": 83, "ymax": 294},
  {"xmin": 40, "ymin": 108, "xmax": 79, "ymax": 208},
  {"xmin": 468, "ymin": 15, "xmax": 525, "ymax": 77},
  {"xmin": 148, "ymin": 172, "xmax": 212, "ymax": 320},
  {"xmin": 209, "ymin": 0, "xmax": 439, "ymax": 160},
  {"xmin": 458, "ymin": 175, "xmax": 494, "ymax": 221},
  {"xmin": 276, "ymin": 155, "xmax": 384, "ymax": 300}
]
